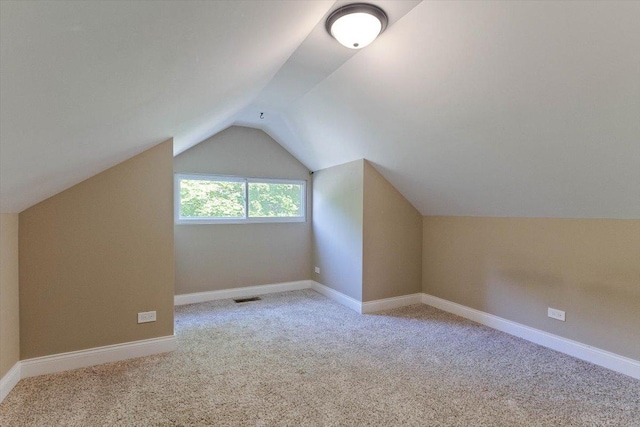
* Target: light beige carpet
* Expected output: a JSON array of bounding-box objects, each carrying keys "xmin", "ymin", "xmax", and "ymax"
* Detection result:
[{"xmin": 1, "ymin": 289, "xmax": 638, "ymax": 426}]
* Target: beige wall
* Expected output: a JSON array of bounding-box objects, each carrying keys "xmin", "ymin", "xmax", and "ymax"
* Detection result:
[
  {"xmin": 313, "ymin": 159, "xmax": 423, "ymax": 302},
  {"xmin": 174, "ymin": 126, "xmax": 311, "ymax": 294},
  {"xmin": 363, "ymin": 162, "xmax": 422, "ymax": 302},
  {"xmin": 19, "ymin": 140, "xmax": 175, "ymax": 359},
  {"xmin": 312, "ymin": 160, "xmax": 364, "ymax": 301},
  {"xmin": 423, "ymin": 216, "xmax": 640, "ymax": 360},
  {"xmin": 1, "ymin": 214, "xmax": 20, "ymax": 376}
]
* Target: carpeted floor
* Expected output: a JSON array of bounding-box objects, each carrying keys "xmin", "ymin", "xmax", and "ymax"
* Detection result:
[{"xmin": 1, "ymin": 289, "xmax": 638, "ymax": 426}]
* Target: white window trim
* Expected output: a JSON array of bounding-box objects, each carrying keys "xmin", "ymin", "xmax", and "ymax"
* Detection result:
[{"xmin": 175, "ymin": 173, "xmax": 306, "ymax": 224}]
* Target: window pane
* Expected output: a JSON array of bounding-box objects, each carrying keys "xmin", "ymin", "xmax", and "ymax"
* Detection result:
[
  {"xmin": 248, "ymin": 182, "xmax": 303, "ymax": 218},
  {"xmin": 180, "ymin": 179, "xmax": 245, "ymax": 218}
]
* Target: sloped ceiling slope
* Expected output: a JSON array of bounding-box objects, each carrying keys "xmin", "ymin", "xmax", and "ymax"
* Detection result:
[
  {"xmin": 2, "ymin": 1, "xmax": 638, "ymax": 219},
  {"xmin": 284, "ymin": 1, "xmax": 640, "ymax": 218},
  {"xmin": 0, "ymin": 0, "xmax": 333, "ymax": 212}
]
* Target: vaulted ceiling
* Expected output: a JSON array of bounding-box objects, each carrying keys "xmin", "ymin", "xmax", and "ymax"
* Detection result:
[{"xmin": 1, "ymin": 1, "xmax": 638, "ymax": 217}]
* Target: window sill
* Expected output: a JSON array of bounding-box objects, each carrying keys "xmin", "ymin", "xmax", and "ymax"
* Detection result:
[{"xmin": 175, "ymin": 217, "xmax": 306, "ymax": 225}]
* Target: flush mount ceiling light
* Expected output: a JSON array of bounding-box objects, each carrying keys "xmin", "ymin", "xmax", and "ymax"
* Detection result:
[{"xmin": 326, "ymin": 3, "xmax": 388, "ymax": 49}]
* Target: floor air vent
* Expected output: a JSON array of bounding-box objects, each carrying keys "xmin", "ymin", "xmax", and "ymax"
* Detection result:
[{"xmin": 233, "ymin": 296, "xmax": 261, "ymax": 303}]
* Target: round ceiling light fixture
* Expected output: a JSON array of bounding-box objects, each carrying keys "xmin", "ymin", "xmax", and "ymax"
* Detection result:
[{"xmin": 326, "ymin": 3, "xmax": 388, "ymax": 50}]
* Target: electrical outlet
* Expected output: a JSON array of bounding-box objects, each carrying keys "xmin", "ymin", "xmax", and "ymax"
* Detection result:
[
  {"xmin": 138, "ymin": 311, "xmax": 156, "ymax": 324},
  {"xmin": 548, "ymin": 308, "xmax": 565, "ymax": 322},
  {"xmin": 314, "ymin": 266, "xmax": 320, "ymax": 274}
]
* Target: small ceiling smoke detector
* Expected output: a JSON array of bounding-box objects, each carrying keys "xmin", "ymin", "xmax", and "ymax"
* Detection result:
[{"xmin": 326, "ymin": 3, "xmax": 388, "ymax": 50}]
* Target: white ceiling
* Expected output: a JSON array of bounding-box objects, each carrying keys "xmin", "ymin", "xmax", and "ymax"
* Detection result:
[
  {"xmin": 2, "ymin": 1, "xmax": 639, "ymax": 218},
  {"xmin": 0, "ymin": 0, "xmax": 333, "ymax": 212}
]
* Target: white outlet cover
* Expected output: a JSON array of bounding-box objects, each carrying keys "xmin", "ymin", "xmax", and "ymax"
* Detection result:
[
  {"xmin": 314, "ymin": 266, "xmax": 320, "ymax": 274},
  {"xmin": 548, "ymin": 308, "xmax": 566, "ymax": 322},
  {"xmin": 138, "ymin": 311, "xmax": 157, "ymax": 324}
]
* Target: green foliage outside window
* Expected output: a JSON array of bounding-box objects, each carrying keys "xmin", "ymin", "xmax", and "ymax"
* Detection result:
[
  {"xmin": 249, "ymin": 183, "xmax": 302, "ymax": 217},
  {"xmin": 180, "ymin": 179, "xmax": 245, "ymax": 218},
  {"xmin": 179, "ymin": 178, "xmax": 303, "ymax": 219}
]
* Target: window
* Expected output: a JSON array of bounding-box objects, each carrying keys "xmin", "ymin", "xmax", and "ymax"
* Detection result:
[{"xmin": 175, "ymin": 174, "xmax": 306, "ymax": 224}]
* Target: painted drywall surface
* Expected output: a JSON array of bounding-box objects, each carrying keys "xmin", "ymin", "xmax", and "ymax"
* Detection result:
[
  {"xmin": 362, "ymin": 162, "xmax": 422, "ymax": 302},
  {"xmin": 1, "ymin": 1, "xmax": 335, "ymax": 213},
  {"xmin": 19, "ymin": 140, "xmax": 174, "ymax": 359},
  {"xmin": 285, "ymin": 1, "xmax": 640, "ymax": 219},
  {"xmin": 422, "ymin": 216, "xmax": 640, "ymax": 360},
  {"xmin": 312, "ymin": 160, "xmax": 364, "ymax": 301},
  {"xmin": 174, "ymin": 126, "xmax": 311, "ymax": 294},
  {"xmin": 0, "ymin": 214, "xmax": 19, "ymax": 376}
]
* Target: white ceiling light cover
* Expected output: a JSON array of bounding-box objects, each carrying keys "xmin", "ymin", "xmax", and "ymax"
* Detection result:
[{"xmin": 327, "ymin": 4, "xmax": 388, "ymax": 49}]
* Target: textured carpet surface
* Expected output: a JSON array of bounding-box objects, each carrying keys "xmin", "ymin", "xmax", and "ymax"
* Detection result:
[{"xmin": 1, "ymin": 289, "xmax": 639, "ymax": 426}]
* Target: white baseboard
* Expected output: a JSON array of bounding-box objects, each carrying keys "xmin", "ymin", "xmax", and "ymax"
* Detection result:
[
  {"xmin": 1, "ymin": 335, "xmax": 176, "ymax": 404},
  {"xmin": 421, "ymin": 293, "xmax": 640, "ymax": 380},
  {"xmin": 361, "ymin": 293, "xmax": 423, "ymax": 314},
  {"xmin": 175, "ymin": 280, "xmax": 313, "ymax": 306},
  {"xmin": 0, "ymin": 362, "xmax": 21, "ymax": 404},
  {"xmin": 20, "ymin": 335, "xmax": 177, "ymax": 379},
  {"xmin": 4, "ymin": 289, "xmax": 636, "ymax": 407},
  {"xmin": 310, "ymin": 281, "xmax": 362, "ymax": 313}
]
